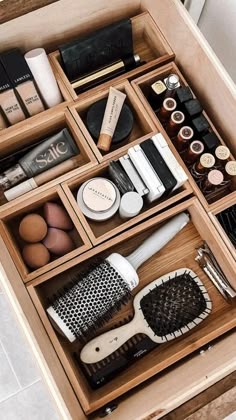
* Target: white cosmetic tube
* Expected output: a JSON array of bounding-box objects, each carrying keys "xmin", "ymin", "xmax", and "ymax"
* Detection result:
[
  {"xmin": 24, "ymin": 48, "xmax": 63, "ymax": 108},
  {"xmin": 97, "ymin": 87, "xmax": 126, "ymax": 152}
]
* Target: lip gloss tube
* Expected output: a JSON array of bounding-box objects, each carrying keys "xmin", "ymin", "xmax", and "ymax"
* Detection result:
[
  {"xmin": 166, "ymin": 111, "xmax": 185, "ymax": 138},
  {"xmin": 158, "ymin": 98, "xmax": 177, "ymax": 124},
  {"xmin": 202, "ymin": 169, "xmax": 224, "ymax": 192},
  {"xmin": 184, "ymin": 140, "xmax": 204, "ymax": 165},
  {"xmin": 191, "ymin": 153, "xmax": 215, "ymax": 180},
  {"xmin": 175, "ymin": 126, "xmax": 193, "ymax": 152}
]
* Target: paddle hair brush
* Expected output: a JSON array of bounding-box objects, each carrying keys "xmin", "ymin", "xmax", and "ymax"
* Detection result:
[
  {"xmin": 80, "ymin": 268, "xmax": 212, "ymax": 363},
  {"xmin": 47, "ymin": 212, "xmax": 189, "ymax": 343}
]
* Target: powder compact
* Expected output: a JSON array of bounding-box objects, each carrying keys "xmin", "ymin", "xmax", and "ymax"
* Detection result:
[
  {"xmin": 86, "ymin": 98, "xmax": 134, "ymax": 147},
  {"xmin": 77, "ymin": 177, "xmax": 120, "ymax": 221}
]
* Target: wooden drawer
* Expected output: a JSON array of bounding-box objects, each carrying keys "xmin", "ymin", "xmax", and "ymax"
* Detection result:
[{"xmin": 0, "ymin": 0, "xmax": 236, "ymax": 419}]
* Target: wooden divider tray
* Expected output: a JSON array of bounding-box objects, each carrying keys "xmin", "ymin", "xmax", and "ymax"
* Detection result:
[
  {"xmin": 0, "ymin": 185, "xmax": 92, "ymax": 282},
  {"xmin": 62, "ymin": 158, "xmax": 192, "ymax": 245},
  {"xmin": 49, "ymin": 11, "xmax": 174, "ymax": 101},
  {"xmin": 0, "ymin": 106, "xmax": 97, "ymax": 212},
  {"xmin": 69, "ymin": 79, "xmax": 157, "ymax": 162},
  {"xmin": 131, "ymin": 62, "xmax": 236, "ymax": 211},
  {"xmin": 27, "ymin": 197, "xmax": 236, "ymax": 414},
  {"xmin": 209, "ymin": 191, "xmax": 236, "ymax": 262}
]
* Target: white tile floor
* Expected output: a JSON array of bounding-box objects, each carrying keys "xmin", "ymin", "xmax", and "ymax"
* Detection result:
[{"xmin": 0, "ymin": 281, "xmax": 59, "ymax": 420}]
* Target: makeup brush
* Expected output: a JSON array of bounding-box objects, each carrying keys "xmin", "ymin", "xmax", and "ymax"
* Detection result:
[
  {"xmin": 80, "ymin": 268, "xmax": 212, "ymax": 363},
  {"xmin": 47, "ymin": 212, "xmax": 190, "ymax": 342}
]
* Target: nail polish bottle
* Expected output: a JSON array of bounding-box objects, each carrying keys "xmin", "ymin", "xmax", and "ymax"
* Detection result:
[
  {"xmin": 191, "ymin": 153, "xmax": 215, "ymax": 181},
  {"xmin": 192, "ymin": 115, "xmax": 210, "ymax": 136},
  {"xmin": 183, "ymin": 98, "xmax": 203, "ymax": 119},
  {"xmin": 150, "ymin": 80, "xmax": 167, "ymax": 111},
  {"xmin": 202, "ymin": 169, "xmax": 224, "ymax": 193},
  {"xmin": 202, "ymin": 132, "xmax": 221, "ymax": 153},
  {"xmin": 1, "ymin": 49, "xmax": 45, "ymax": 117},
  {"xmin": 158, "ymin": 98, "xmax": 177, "ymax": 124},
  {"xmin": 166, "ymin": 111, "xmax": 185, "ymax": 137},
  {"xmin": 175, "ymin": 126, "xmax": 193, "ymax": 152},
  {"xmin": 223, "ymin": 161, "xmax": 236, "ymax": 186},
  {"xmin": 164, "ymin": 74, "xmax": 181, "ymax": 98},
  {"xmin": 0, "ymin": 61, "xmax": 26, "ymax": 125},
  {"xmin": 175, "ymin": 86, "xmax": 193, "ymax": 105},
  {"xmin": 184, "ymin": 140, "xmax": 204, "ymax": 165},
  {"xmin": 215, "ymin": 145, "xmax": 230, "ymax": 168}
]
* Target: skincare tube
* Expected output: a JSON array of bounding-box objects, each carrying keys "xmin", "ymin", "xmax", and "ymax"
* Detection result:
[
  {"xmin": 97, "ymin": 87, "xmax": 126, "ymax": 152},
  {"xmin": 19, "ymin": 128, "xmax": 79, "ymax": 177},
  {"xmin": 0, "ymin": 129, "xmax": 79, "ymax": 191},
  {"xmin": 25, "ymin": 48, "xmax": 63, "ymax": 108},
  {"xmin": 3, "ymin": 156, "xmax": 80, "ymax": 202}
]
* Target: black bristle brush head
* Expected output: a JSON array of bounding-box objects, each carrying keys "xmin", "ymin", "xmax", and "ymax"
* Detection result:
[
  {"xmin": 47, "ymin": 259, "xmax": 132, "ymax": 343},
  {"xmin": 80, "ymin": 269, "xmax": 212, "ymax": 364},
  {"xmin": 140, "ymin": 270, "xmax": 210, "ymax": 339}
]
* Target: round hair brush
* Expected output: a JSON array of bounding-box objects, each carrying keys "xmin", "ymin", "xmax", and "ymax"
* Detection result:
[
  {"xmin": 80, "ymin": 268, "xmax": 212, "ymax": 363},
  {"xmin": 47, "ymin": 212, "xmax": 189, "ymax": 342}
]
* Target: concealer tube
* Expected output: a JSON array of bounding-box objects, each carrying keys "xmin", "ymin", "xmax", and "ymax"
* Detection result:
[
  {"xmin": 1, "ymin": 49, "xmax": 45, "ymax": 117},
  {"xmin": 97, "ymin": 87, "xmax": 126, "ymax": 152},
  {"xmin": 3, "ymin": 156, "xmax": 80, "ymax": 202},
  {"xmin": 0, "ymin": 62, "xmax": 26, "ymax": 125},
  {"xmin": 25, "ymin": 48, "xmax": 63, "ymax": 108}
]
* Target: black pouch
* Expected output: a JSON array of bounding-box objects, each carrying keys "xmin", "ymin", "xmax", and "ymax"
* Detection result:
[{"xmin": 59, "ymin": 18, "xmax": 133, "ymax": 81}]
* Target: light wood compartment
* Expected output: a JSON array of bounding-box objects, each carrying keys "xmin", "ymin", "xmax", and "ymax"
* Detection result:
[
  {"xmin": 69, "ymin": 79, "xmax": 157, "ymax": 162},
  {"xmin": 131, "ymin": 62, "xmax": 236, "ymax": 211},
  {"xmin": 0, "ymin": 106, "xmax": 97, "ymax": 212},
  {"xmin": 27, "ymin": 197, "xmax": 236, "ymax": 414},
  {"xmin": 62, "ymin": 155, "xmax": 192, "ymax": 245},
  {"xmin": 49, "ymin": 11, "xmax": 174, "ymax": 101},
  {"xmin": 0, "ymin": 185, "xmax": 92, "ymax": 282},
  {"xmin": 209, "ymin": 191, "xmax": 236, "ymax": 262}
]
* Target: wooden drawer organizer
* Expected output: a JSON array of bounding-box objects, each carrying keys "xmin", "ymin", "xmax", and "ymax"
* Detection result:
[
  {"xmin": 1, "ymin": 0, "xmax": 236, "ymax": 419},
  {"xmin": 69, "ymin": 79, "xmax": 157, "ymax": 162},
  {"xmin": 0, "ymin": 106, "xmax": 97, "ymax": 212},
  {"xmin": 62, "ymin": 157, "xmax": 192, "ymax": 246},
  {"xmin": 27, "ymin": 197, "xmax": 236, "ymax": 414},
  {"xmin": 49, "ymin": 11, "xmax": 175, "ymax": 101},
  {"xmin": 209, "ymin": 191, "xmax": 236, "ymax": 262},
  {"xmin": 0, "ymin": 185, "xmax": 92, "ymax": 282},
  {"xmin": 132, "ymin": 62, "xmax": 236, "ymax": 211}
]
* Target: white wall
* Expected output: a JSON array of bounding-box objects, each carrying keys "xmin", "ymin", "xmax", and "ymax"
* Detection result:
[{"xmin": 198, "ymin": 0, "xmax": 236, "ymax": 82}]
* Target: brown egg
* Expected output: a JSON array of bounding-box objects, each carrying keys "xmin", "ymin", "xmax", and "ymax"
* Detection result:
[
  {"xmin": 19, "ymin": 213, "xmax": 47, "ymax": 243},
  {"xmin": 22, "ymin": 243, "xmax": 50, "ymax": 269},
  {"xmin": 43, "ymin": 228, "xmax": 75, "ymax": 256},
  {"xmin": 44, "ymin": 202, "xmax": 73, "ymax": 230}
]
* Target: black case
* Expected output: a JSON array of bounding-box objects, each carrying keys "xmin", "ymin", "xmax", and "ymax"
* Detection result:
[{"xmin": 59, "ymin": 19, "xmax": 133, "ymax": 81}]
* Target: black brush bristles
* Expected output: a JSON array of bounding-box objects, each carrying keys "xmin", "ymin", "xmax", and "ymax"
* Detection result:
[
  {"xmin": 140, "ymin": 272, "xmax": 208, "ymax": 339},
  {"xmin": 48, "ymin": 259, "xmax": 132, "ymax": 341}
]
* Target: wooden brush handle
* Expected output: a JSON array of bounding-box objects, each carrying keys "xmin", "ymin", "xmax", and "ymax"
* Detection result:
[{"xmin": 80, "ymin": 319, "xmax": 139, "ymax": 364}]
